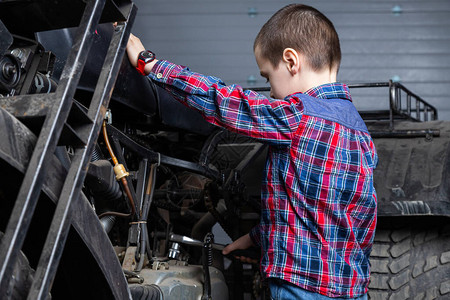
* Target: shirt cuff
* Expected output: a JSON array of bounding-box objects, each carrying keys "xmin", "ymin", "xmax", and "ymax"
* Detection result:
[
  {"xmin": 148, "ymin": 60, "xmax": 184, "ymax": 85},
  {"xmin": 249, "ymin": 225, "xmax": 261, "ymax": 247}
]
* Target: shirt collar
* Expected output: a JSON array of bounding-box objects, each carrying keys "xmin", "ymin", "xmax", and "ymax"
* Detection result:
[{"xmin": 304, "ymin": 82, "xmax": 352, "ymax": 102}]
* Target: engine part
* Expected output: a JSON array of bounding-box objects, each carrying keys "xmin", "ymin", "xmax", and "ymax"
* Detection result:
[
  {"xmin": 169, "ymin": 234, "xmax": 225, "ymax": 252},
  {"xmin": 28, "ymin": 72, "xmax": 57, "ymax": 94},
  {"xmin": 201, "ymin": 233, "xmax": 214, "ymax": 300},
  {"xmin": 168, "ymin": 242, "xmax": 181, "ymax": 260},
  {"xmin": 129, "ymin": 284, "xmax": 163, "ymax": 300},
  {"xmin": 85, "ymin": 159, "xmax": 122, "ymax": 202},
  {"xmin": 100, "ymin": 215, "xmax": 116, "ymax": 233},
  {"xmin": 138, "ymin": 261, "xmax": 228, "ymax": 300},
  {"xmin": 0, "ymin": 54, "xmax": 20, "ymax": 94}
]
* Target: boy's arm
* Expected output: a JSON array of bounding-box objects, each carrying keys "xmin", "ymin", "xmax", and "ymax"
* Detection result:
[
  {"xmin": 126, "ymin": 36, "xmax": 302, "ymax": 146},
  {"xmin": 126, "ymin": 33, "xmax": 158, "ymax": 74},
  {"xmin": 222, "ymin": 233, "xmax": 259, "ymax": 264}
]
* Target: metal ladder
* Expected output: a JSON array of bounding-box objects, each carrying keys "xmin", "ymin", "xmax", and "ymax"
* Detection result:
[{"xmin": 0, "ymin": 0, "xmax": 136, "ymax": 298}]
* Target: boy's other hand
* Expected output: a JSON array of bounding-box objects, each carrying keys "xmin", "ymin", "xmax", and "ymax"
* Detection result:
[{"xmin": 222, "ymin": 233, "xmax": 259, "ymax": 264}]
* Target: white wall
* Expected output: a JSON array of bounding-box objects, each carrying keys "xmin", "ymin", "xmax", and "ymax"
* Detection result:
[{"xmin": 131, "ymin": 0, "xmax": 450, "ymax": 119}]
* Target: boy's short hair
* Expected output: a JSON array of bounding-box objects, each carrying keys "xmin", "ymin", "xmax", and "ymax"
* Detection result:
[{"xmin": 254, "ymin": 4, "xmax": 341, "ymax": 73}]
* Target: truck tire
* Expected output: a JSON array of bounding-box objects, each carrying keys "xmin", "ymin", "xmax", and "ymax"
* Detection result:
[
  {"xmin": 0, "ymin": 232, "xmax": 35, "ymax": 300},
  {"xmin": 369, "ymin": 220, "xmax": 450, "ymax": 299},
  {"xmin": 0, "ymin": 107, "xmax": 130, "ymax": 299}
]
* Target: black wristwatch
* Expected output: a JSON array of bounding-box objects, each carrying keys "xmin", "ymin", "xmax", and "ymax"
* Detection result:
[{"xmin": 136, "ymin": 50, "xmax": 155, "ymax": 75}]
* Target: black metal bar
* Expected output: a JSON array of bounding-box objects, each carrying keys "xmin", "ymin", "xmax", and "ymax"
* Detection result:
[
  {"xmin": 396, "ymin": 82, "xmax": 437, "ymax": 121},
  {"xmin": 369, "ymin": 129, "xmax": 440, "ymax": 138},
  {"xmin": 416, "ymin": 99, "xmax": 420, "ymax": 121},
  {"xmin": 18, "ymin": 44, "xmax": 44, "ymax": 95},
  {"xmin": 394, "ymin": 111, "xmax": 420, "ymax": 122},
  {"xmin": 135, "ymin": 159, "xmax": 149, "ymax": 215},
  {"xmin": 0, "ymin": 93, "xmax": 52, "ymax": 117},
  {"xmin": 26, "ymin": 3, "xmax": 136, "ymax": 299},
  {"xmin": 347, "ymin": 82, "xmax": 390, "ymax": 89},
  {"xmin": 389, "ymin": 81, "xmax": 395, "ymax": 130},
  {"xmin": 0, "ymin": 19, "xmax": 13, "ymax": 58},
  {"xmin": 407, "ymin": 94, "xmax": 411, "ymax": 116},
  {"xmin": 0, "ymin": 0, "xmax": 106, "ymax": 294},
  {"xmin": 107, "ymin": 124, "xmax": 220, "ymax": 180}
]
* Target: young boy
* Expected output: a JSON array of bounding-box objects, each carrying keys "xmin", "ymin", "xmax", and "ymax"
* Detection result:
[{"xmin": 126, "ymin": 4, "xmax": 377, "ymax": 299}]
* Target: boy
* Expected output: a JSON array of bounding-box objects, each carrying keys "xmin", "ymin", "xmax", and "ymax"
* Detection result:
[{"xmin": 126, "ymin": 4, "xmax": 377, "ymax": 299}]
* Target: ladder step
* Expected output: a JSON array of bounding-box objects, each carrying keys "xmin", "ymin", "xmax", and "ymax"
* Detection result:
[
  {"xmin": 57, "ymin": 101, "xmax": 93, "ymax": 147},
  {"xmin": 67, "ymin": 101, "xmax": 93, "ymax": 127},
  {"xmin": 59, "ymin": 123, "xmax": 87, "ymax": 147}
]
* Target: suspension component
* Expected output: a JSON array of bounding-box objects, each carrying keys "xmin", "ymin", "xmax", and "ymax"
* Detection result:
[{"xmin": 201, "ymin": 233, "xmax": 214, "ymax": 300}]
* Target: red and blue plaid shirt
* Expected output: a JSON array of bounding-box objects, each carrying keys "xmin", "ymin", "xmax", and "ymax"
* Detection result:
[{"xmin": 149, "ymin": 60, "xmax": 378, "ymax": 298}]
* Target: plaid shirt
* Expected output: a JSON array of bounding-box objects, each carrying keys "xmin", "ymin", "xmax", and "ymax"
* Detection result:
[{"xmin": 149, "ymin": 60, "xmax": 378, "ymax": 298}]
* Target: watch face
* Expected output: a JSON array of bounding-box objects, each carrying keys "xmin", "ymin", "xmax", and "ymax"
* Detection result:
[{"xmin": 140, "ymin": 51, "xmax": 155, "ymax": 62}]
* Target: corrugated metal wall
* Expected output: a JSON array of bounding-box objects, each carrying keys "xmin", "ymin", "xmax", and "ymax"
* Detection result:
[{"xmin": 132, "ymin": 0, "xmax": 450, "ymax": 119}]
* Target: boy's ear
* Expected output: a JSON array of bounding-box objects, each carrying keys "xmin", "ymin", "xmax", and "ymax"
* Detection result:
[{"xmin": 282, "ymin": 48, "xmax": 300, "ymax": 75}]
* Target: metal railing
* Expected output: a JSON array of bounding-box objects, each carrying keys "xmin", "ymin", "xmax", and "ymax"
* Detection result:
[
  {"xmin": 348, "ymin": 81, "xmax": 438, "ymax": 129},
  {"xmin": 250, "ymin": 81, "xmax": 439, "ymax": 138},
  {"xmin": 251, "ymin": 81, "xmax": 438, "ymax": 129}
]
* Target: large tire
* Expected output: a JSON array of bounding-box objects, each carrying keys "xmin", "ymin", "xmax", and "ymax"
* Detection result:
[
  {"xmin": 0, "ymin": 107, "xmax": 130, "ymax": 299},
  {"xmin": 0, "ymin": 232, "xmax": 35, "ymax": 300},
  {"xmin": 369, "ymin": 219, "xmax": 450, "ymax": 299}
]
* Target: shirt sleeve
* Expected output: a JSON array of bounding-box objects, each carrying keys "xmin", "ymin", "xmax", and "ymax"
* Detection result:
[
  {"xmin": 249, "ymin": 225, "xmax": 261, "ymax": 247},
  {"xmin": 148, "ymin": 60, "xmax": 303, "ymax": 147}
]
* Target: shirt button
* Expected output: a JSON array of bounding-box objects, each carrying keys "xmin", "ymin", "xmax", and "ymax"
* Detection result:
[{"xmin": 156, "ymin": 73, "xmax": 163, "ymax": 79}]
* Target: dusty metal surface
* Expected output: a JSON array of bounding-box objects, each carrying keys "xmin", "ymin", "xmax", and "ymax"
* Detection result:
[{"xmin": 369, "ymin": 120, "xmax": 450, "ymax": 216}]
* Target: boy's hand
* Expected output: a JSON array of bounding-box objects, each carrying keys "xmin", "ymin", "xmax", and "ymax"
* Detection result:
[
  {"xmin": 126, "ymin": 33, "xmax": 145, "ymax": 68},
  {"xmin": 222, "ymin": 233, "xmax": 259, "ymax": 264},
  {"xmin": 126, "ymin": 33, "xmax": 158, "ymax": 75}
]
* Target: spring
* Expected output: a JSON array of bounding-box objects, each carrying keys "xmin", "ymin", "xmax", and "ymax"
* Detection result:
[
  {"xmin": 207, "ymin": 245, "xmax": 213, "ymax": 266},
  {"xmin": 91, "ymin": 145, "xmax": 103, "ymax": 162},
  {"xmin": 204, "ymin": 232, "xmax": 214, "ymax": 266}
]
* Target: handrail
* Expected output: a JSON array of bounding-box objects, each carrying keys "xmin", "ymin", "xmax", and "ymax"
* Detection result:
[{"xmin": 349, "ymin": 81, "xmax": 438, "ymax": 128}]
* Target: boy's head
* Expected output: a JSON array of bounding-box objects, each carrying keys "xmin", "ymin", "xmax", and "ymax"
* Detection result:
[{"xmin": 254, "ymin": 4, "xmax": 341, "ymax": 73}]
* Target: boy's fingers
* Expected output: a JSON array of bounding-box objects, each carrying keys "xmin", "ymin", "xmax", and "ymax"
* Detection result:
[
  {"xmin": 222, "ymin": 244, "xmax": 234, "ymax": 255},
  {"xmin": 228, "ymin": 255, "xmax": 258, "ymax": 264},
  {"xmin": 228, "ymin": 248, "xmax": 260, "ymax": 260},
  {"xmin": 243, "ymin": 257, "xmax": 258, "ymax": 264}
]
